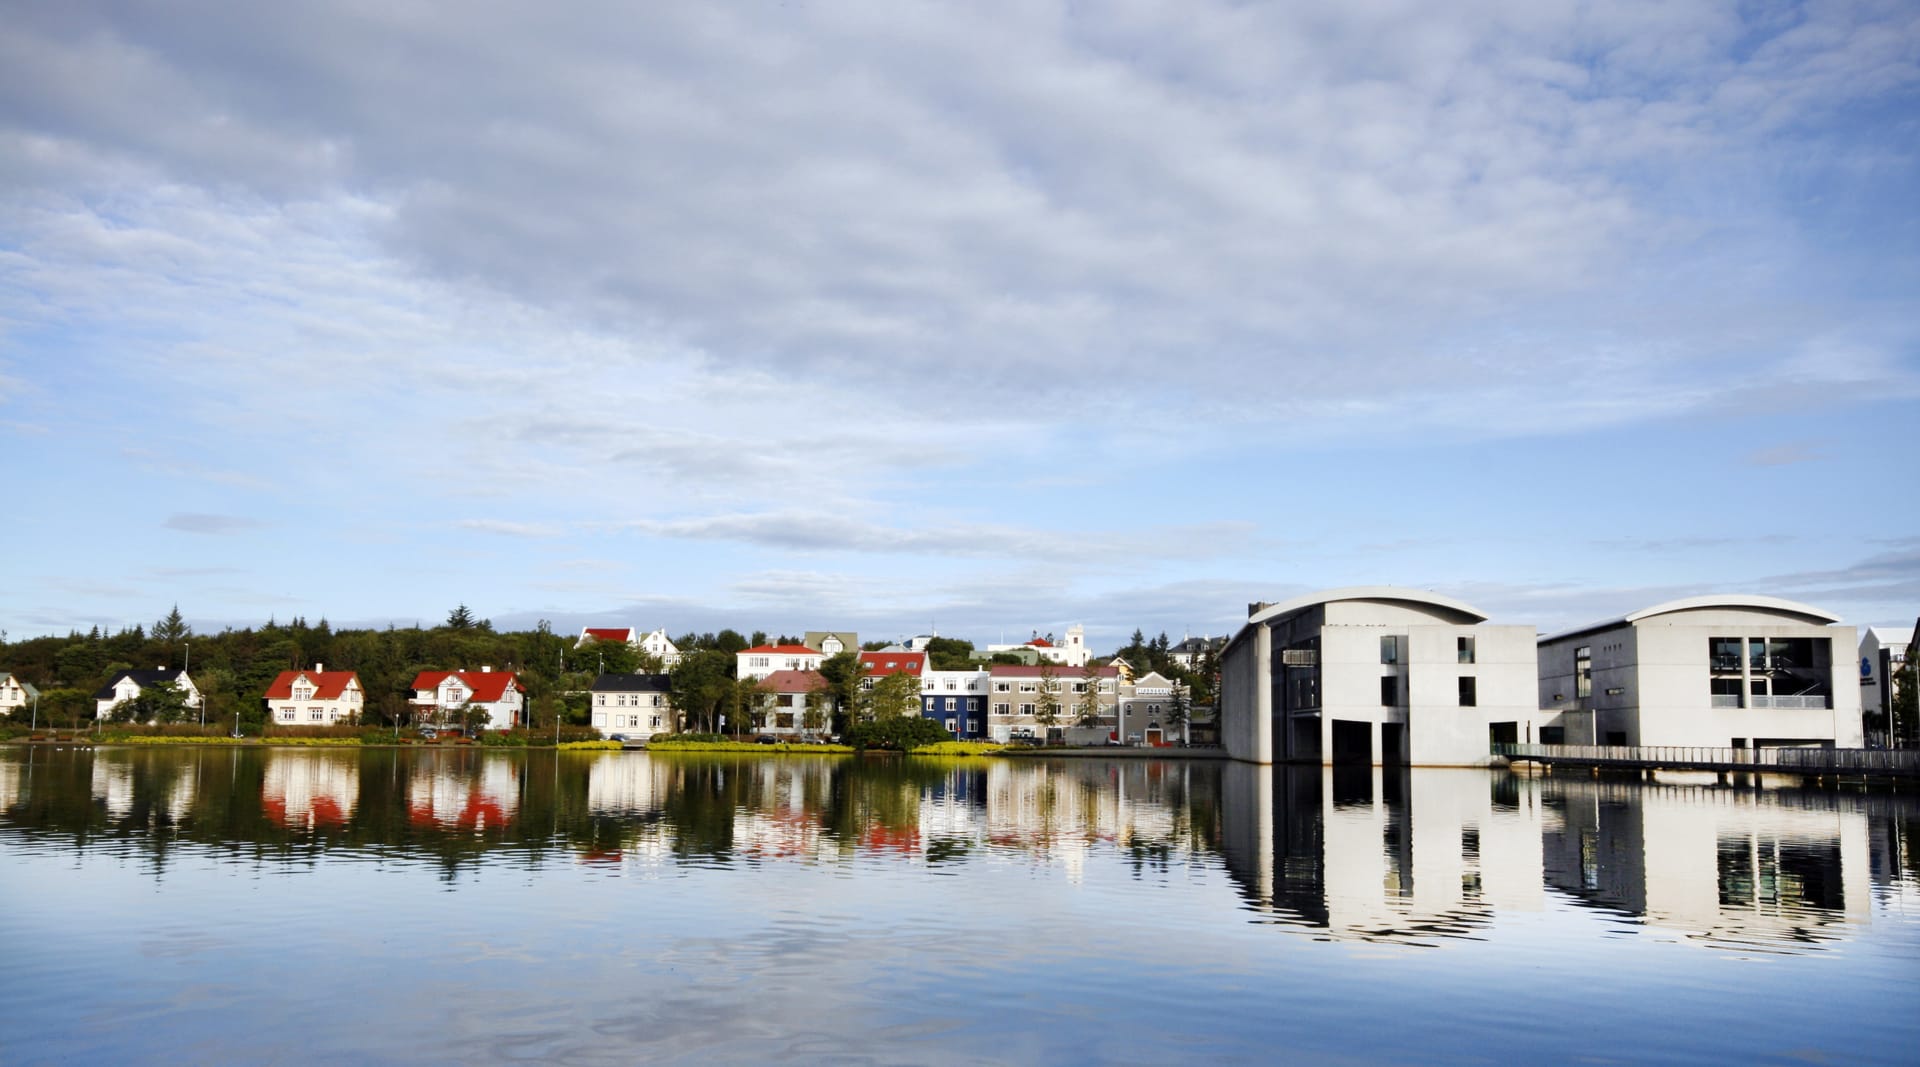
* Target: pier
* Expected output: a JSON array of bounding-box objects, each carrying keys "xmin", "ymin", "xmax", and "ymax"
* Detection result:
[{"xmin": 1495, "ymin": 743, "xmax": 1920, "ymax": 780}]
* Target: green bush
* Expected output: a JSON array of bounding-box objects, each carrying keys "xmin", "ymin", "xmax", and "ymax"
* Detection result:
[
  {"xmin": 648, "ymin": 733, "xmax": 729, "ymax": 745},
  {"xmin": 844, "ymin": 716, "xmax": 950, "ymax": 751},
  {"xmin": 557, "ymin": 740, "xmax": 622, "ymax": 751},
  {"xmin": 910, "ymin": 740, "xmax": 1005, "ymax": 756}
]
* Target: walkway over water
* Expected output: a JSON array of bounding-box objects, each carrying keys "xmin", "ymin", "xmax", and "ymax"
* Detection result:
[{"xmin": 1495, "ymin": 743, "xmax": 1920, "ymax": 779}]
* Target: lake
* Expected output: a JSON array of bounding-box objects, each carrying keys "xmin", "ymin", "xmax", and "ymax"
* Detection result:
[{"xmin": 1, "ymin": 747, "xmax": 1916, "ymax": 1064}]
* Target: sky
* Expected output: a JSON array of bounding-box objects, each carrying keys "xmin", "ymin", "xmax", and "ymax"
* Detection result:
[{"xmin": 1, "ymin": 1, "xmax": 1916, "ymax": 651}]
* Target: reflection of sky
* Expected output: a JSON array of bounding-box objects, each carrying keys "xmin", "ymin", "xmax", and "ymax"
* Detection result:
[{"xmin": 1, "ymin": 753, "xmax": 1918, "ymax": 1062}]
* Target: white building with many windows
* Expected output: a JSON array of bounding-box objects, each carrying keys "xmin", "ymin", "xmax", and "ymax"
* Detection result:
[
  {"xmin": 408, "ymin": 668, "xmax": 525, "ymax": 732},
  {"xmin": 919, "ymin": 667, "xmax": 991, "ymax": 739},
  {"xmin": 590, "ymin": 673, "xmax": 672, "ymax": 740},
  {"xmin": 1537, "ymin": 595, "xmax": 1863, "ymax": 749},
  {"xmin": 737, "ymin": 644, "xmax": 825, "ymax": 682}
]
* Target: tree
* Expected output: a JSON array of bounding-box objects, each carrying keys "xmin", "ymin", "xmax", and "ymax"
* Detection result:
[
  {"xmin": 154, "ymin": 604, "xmax": 191, "ymax": 646},
  {"xmin": 817, "ymin": 651, "xmax": 867, "ymax": 731},
  {"xmin": 460, "ymin": 703, "xmax": 493, "ymax": 735},
  {"xmin": 844, "ymin": 715, "xmax": 949, "ymax": 751},
  {"xmin": 1166, "ymin": 683, "xmax": 1192, "ymax": 742},
  {"xmin": 670, "ymin": 650, "xmax": 734, "ymax": 734},
  {"xmin": 803, "ymin": 687, "xmax": 830, "ymax": 738},
  {"xmin": 1074, "ymin": 661, "xmax": 1104, "ymax": 728},
  {"xmin": 861, "ymin": 671, "xmax": 922, "ymax": 722},
  {"xmin": 923, "ymin": 636, "xmax": 977, "ymax": 671},
  {"xmin": 445, "ymin": 604, "xmax": 478, "ymax": 631},
  {"xmin": 1034, "ymin": 664, "xmax": 1063, "ymax": 735},
  {"xmin": 115, "ymin": 680, "xmax": 190, "ymax": 725}
]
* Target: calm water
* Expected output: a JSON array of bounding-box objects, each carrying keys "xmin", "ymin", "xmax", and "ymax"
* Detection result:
[{"xmin": 1, "ymin": 748, "xmax": 1916, "ymax": 1065}]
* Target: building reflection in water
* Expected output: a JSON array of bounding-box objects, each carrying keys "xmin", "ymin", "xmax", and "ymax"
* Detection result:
[
  {"xmin": 261, "ymin": 750, "xmax": 360, "ymax": 830},
  {"xmin": 408, "ymin": 754, "xmax": 520, "ymax": 832},
  {"xmin": 1220, "ymin": 764, "xmax": 1879, "ymax": 950}
]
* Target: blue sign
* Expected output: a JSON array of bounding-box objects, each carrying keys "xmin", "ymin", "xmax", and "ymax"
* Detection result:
[{"xmin": 1862, "ymin": 656, "xmax": 1873, "ymax": 678}]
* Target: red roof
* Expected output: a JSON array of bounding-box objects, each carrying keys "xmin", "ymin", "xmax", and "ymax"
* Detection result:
[
  {"xmin": 988, "ymin": 663, "xmax": 1118, "ymax": 678},
  {"xmin": 409, "ymin": 669, "xmax": 523, "ymax": 702},
  {"xmin": 741, "ymin": 644, "xmax": 819, "ymax": 656},
  {"xmin": 265, "ymin": 669, "xmax": 361, "ymax": 701},
  {"xmin": 580, "ymin": 627, "xmax": 637, "ymax": 643},
  {"xmin": 858, "ymin": 651, "xmax": 926, "ymax": 677},
  {"xmin": 758, "ymin": 669, "xmax": 829, "ymax": 693},
  {"xmin": 1028, "ymin": 637, "xmax": 1053, "ymax": 647}
]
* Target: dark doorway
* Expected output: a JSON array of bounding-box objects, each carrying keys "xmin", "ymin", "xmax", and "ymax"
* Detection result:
[
  {"xmin": 1381, "ymin": 722, "xmax": 1406, "ymax": 764},
  {"xmin": 1488, "ymin": 721, "xmax": 1518, "ymax": 746},
  {"xmin": 1331, "ymin": 719, "xmax": 1372, "ymax": 764}
]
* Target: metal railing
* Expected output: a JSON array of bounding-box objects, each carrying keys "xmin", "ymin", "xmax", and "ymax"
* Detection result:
[{"xmin": 1493, "ymin": 743, "xmax": 1920, "ymax": 777}]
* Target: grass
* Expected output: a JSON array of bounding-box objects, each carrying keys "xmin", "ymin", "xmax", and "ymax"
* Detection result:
[
  {"xmin": 909, "ymin": 741, "xmax": 1007, "ymax": 756},
  {"xmin": 647, "ymin": 740, "xmax": 854, "ymax": 754},
  {"xmin": 558, "ymin": 740, "xmax": 623, "ymax": 751}
]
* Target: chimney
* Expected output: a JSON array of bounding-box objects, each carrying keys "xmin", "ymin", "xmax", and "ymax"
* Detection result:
[
  {"xmin": 481, "ymin": 665, "xmax": 493, "ymax": 673},
  {"xmin": 315, "ymin": 663, "xmax": 324, "ymax": 673}
]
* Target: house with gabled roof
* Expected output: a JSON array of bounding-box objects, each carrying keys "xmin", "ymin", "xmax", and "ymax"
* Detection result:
[
  {"xmin": 94, "ymin": 668, "xmax": 201, "ymax": 722},
  {"xmin": 753, "ymin": 669, "xmax": 831, "ymax": 737},
  {"xmin": 0, "ymin": 672, "xmax": 39, "ymax": 717},
  {"xmin": 738, "ymin": 643, "xmax": 824, "ymax": 682},
  {"xmin": 265, "ymin": 665, "xmax": 364, "ymax": 726},
  {"xmin": 408, "ymin": 667, "xmax": 525, "ymax": 732},
  {"xmin": 590, "ymin": 673, "xmax": 673, "ymax": 739},
  {"xmin": 802, "ymin": 631, "xmax": 858, "ymax": 656},
  {"xmin": 578, "ymin": 626, "xmax": 639, "ymax": 647}
]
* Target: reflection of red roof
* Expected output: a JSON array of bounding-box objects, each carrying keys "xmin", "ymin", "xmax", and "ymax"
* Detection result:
[
  {"xmin": 858, "ymin": 651, "xmax": 925, "ymax": 677},
  {"xmin": 742, "ymin": 644, "xmax": 818, "ymax": 656},
  {"xmin": 262, "ymin": 794, "xmax": 348, "ymax": 830},
  {"xmin": 408, "ymin": 670, "xmax": 523, "ymax": 702},
  {"xmin": 860, "ymin": 824, "xmax": 921, "ymax": 854},
  {"xmin": 265, "ymin": 669, "xmax": 361, "ymax": 700},
  {"xmin": 758, "ymin": 669, "xmax": 829, "ymax": 693}
]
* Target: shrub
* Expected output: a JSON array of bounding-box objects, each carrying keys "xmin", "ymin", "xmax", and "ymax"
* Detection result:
[
  {"xmin": 910, "ymin": 740, "xmax": 1005, "ymax": 756},
  {"xmin": 648, "ymin": 733, "xmax": 729, "ymax": 745},
  {"xmin": 844, "ymin": 716, "xmax": 951, "ymax": 751},
  {"xmin": 557, "ymin": 740, "xmax": 622, "ymax": 751}
]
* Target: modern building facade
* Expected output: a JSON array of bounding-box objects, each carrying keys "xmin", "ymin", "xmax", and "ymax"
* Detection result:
[
  {"xmin": 1536, "ymin": 595, "xmax": 1863, "ymax": 749},
  {"xmin": 1219, "ymin": 587, "xmax": 1539, "ymax": 767},
  {"xmin": 1858, "ymin": 626, "xmax": 1913, "ymax": 745}
]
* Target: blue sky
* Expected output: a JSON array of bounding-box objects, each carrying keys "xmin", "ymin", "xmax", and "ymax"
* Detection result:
[{"xmin": 2, "ymin": 1, "xmax": 1916, "ymax": 650}]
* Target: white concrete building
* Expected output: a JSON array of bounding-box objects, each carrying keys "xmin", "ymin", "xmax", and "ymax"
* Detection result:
[
  {"xmin": 1219, "ymin": 587, "xmax": 1540, "ymax": 767},
  {"xmin": 1536, "ymin": 595, "xmax": 1863, "ymax": 749},
  {"xmin": 1858, "ymin": 626, "xmax": 1913, "ymax": 745},
  {"xmin": 93, "ymin": 668, "xmax": 202, "ymax": 722},
  {"xmin": 984, "ymin": 624, "xmax": 1091, "ymax": 668},
  {"xmin": 265, "ymin": 666, "xmax": 364, "ymax": 726}
]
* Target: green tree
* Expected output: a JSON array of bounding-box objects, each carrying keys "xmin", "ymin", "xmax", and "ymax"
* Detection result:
[
  {"xmin": 803, "ymin": 687, "xmax": 830, "ymax": 738},
  {"xmin": 817, "ymin": 651, "xmax": 867, "ymax": 731},
  {"xmin": 861, "ymin": 671, "xmax": 922, "ymax": 722},
  {"xmin": 670, "ymin": 650, "xmax": 735, "ymax": 734},
  {"xmin": 1166, "ymin": 683, "xmax": 1191, "ymax": 741},
  {"xmin": 154, "ymin": 604, "xmax": 191, "ymax": 647},
  {"xmin": 1894, "ymin": 646, "xmax": 1918, "ymax": 747},
  {"xmin": 1034, "ymin": 664, "xmax": 1063, "ymax": 735},
  {"xmin": 445, "ymin": 604, "xmax": 478, "ymax": 631},
  {"xmin": 1074, "ymin": 661, "xmax": 1104, "ymax": 728},
  {"xmin": 115, "ymin": 680, "xmax": 190, "ymax": 725},
  {"xmin": 460, "ymin": 703, "xmax": 493, "ymax": 735},
  {"xmin": 923, "ymin": 636, "xmax": 977, "ymax": 671}
]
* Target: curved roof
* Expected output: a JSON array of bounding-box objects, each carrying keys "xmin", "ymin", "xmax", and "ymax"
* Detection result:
[
  {"xmin": 1248, "ymin": 586, "xmax": 1488, "ymax": 627},
  {"xmin": 1625, "ymin": 594, "xmax": 1841, "ymax": 626}
]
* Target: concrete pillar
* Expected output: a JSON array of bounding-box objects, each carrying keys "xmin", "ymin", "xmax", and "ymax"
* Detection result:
[{"xmin": 1254, "ymin": 624, "xmax": 1274, "ymax": 764}]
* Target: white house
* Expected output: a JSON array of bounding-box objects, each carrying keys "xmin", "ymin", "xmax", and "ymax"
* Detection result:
[
  {"xmin": 637, "ymin": 629, "xmax": 681, "ymax": 667},
  {"xmin": 1219, "ymin": 587, "xmax": 1540, "ymax": 767},
  {"xmin": 94, "ymin": 668, "xmax": 202, "ymax": 722},
  {"xmin": 0, "ymin": 672, "xmax": 38, "ymax": 717},
  {"xmin": 1537, "ymin": 595, "xmax": 1863, "ymax": 750},
  {"xmin": 1859, "ymin": 626, "xmax": 1914, "ymax": 745},
  {"xmin": 737, "ymin": 643, "xmax": 825, "ymax": 682},
  {"xmin": 919, "ymin": 667, "xmax": 991, "ymax": 739},
  {"xmin": 1116, "ymin": 670, "xmax": 1189, "ymax": 746},
  {"xmin": 578, "ymin": 626, "xmax": 681, "ymax": 668},
  {"xmin": 265, "ymin": 665, "xmax": 364, "ymax": 726},
  {"xmin": 984, "ymin": 624, "xmax": 1092, "ymax": 668},
  {"xmin": 408, "ymin": 668, "xmax": 525, "ymax": 732},
  {"xmin": 752, "ymin": 669, "xmax": 831, "ymax": 737},
  {"xmin": 590, "ymin": 672, "xmax": 673, "ymax": 740}
]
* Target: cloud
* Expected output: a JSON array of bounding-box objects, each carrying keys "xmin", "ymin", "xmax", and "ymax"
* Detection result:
[
  {"xmin": 457, "ymin": 519, "xmax": 562, "ymax": 539},
  {"xmin": 163, "ymin": 513, "xmax": 265, "ymax": 535},
  {"xmin": 1744, "ymin": 442, "xmax": 1827, "ymax": 468},
  {"xmin": 618, "ymin": 511, "xmax": 1262, "ymax": 564}
]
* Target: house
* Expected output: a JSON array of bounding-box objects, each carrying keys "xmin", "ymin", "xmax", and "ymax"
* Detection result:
[
  {"xmin": 1859, "ymin": 626, "xmax": 1914, "ymax": 746},
  {"xmin": 1168, "ymin": 636, "xmax": 1225, "ymax": 670},
  {"xmin": 737, "ymin": 643, "xmax": 825, "ymax": 682},
  {"xmin": 0, "ymin": 672, "xmax": 38, "ymax": 717},
  {"xmin": 408, "ymin": 667, "xmax": 525, "ymax": 732},
  {"xmin": 919, "ymin": 667, "xmax": 991, "ymax": 739},
  {"xmin": 1219, "ymin": 587, "xmax": 1540, "ymax": 767},
  {"xmin": 802, "ymin": 631, "xmax": 858, "ymax": 656},
  {"xmin": 1537, "ymin": 595, "xmax": 1863, "ymax": 750},
  {"xmin": 94, "ymin": 668, "xmax": 202, "ymax": 722},
  {"xmin": 985, "ymin": 662, "xmax": 1122, "ymax": 743},
  {"xmin": 752, "ymin": 669, "xmax": 831, "ymax": 737},
  {"xmin": 265, "ymin": 665, "xmax": 365, "ymax": 726},
  {"xmin": 1116, "ymin": 670, "xmax": 1189, "ymax": 746},
  {"xmin": 577, "ymin": 626, "xmax": 681, "ymax": 667},
  {"xmin": 590, "ymin": 673, "xmax": 673, "ymax": 740},
  {"xmin": 857, "ymin": 649, "xmax": 925, "ymax": 683},
  {"xmin": 979, "ymin": 624, "xmax": 1092, "ymax": 668}
]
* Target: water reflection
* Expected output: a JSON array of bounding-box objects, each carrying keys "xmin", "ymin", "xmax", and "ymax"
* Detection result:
[{"xmin": 1, "ymin": 746, "xmax": 1914, "ymax": 956}]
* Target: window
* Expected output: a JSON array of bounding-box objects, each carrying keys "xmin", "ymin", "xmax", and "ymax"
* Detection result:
[
  {"xmin": 1072, "ymin": 682, "xmax": 1087, "ymax": 693},
  {"xmin": 309, "ymin": 708, "xmax": 324, "ymax": 721},
  {"xmin": 1457, "ymin": 637, "xmax": 1475, "ymax": 664},
  {"xmin": 652, "ymin": 694, "xmax": 663, "ymax": 706},
  {"xmin": 649, "ymin": 715, "xmax": 662, "ymax": 728},
  {"xmin": 945, "ymin": 680, "xmax": 957, "ymax": 690},
  {"xmin": 945, "ymin": 718, "xmax": 958, "ymax": 732},
  {"xmin": 967, "ymin": 698, "xmax": 979, "ymax": 710},
  {"xmin": 1458, "ymin": 677, "xmax": 1477, "ymax": 707},
  {"xmin": 994, "ymin": 702, "xmax": 1010, "ymax": 715},
  {"xmin": 944, "ymin": 697, "xmax": 956, "ymax": 711},
  {"xmin": 293, "ymin": 686, "xmax": 313, "ymax": 700},
  {"xmin": 1380, "ymin": 676, "xmax": 1397, "ymax": 706},
  {"xmin": 1575, "ymin": 646, "xmax": 1591, "ymax": 699},
  {"xmin": 1380, "ymin": 636, "xmax": 1400, "ymax": 665},
  {"xmin": 860, "ymin": 678, "xmax": 874, "ymax": 690},
  {"xmin": 994, "ymin": 682, "xmax": 1011, "ymax": 693},
  {"xmin": 1019, "ymin": 682, "xmax": 1037, "ymax": 693},
  {"xmin": 280, "ymin": 709, "xmax": 296, "ymax": 722},
  {"xmin": 595, "ymin": 693, "xmax": 606, "ymax": 706},
  {"xmin": 1019, "ymin": 703, "xmax": 1035, "ymax": 716}
]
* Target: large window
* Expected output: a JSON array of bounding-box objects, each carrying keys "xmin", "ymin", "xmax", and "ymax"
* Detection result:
[
  {"xmin": 1457, "ymin": 637, "xmax": 1475, "ymax": 664},
  {"xmin": 1380, "ymin": 636, "xmax": 1400, "ymax": 665},
  {"xmin": 1380, "ymin": 676, "xmax": 1397, "ymax": 706},
  {"xmin": 1575, "ymin": 647, "xmax": 1591, "ymax": 700},
  {"xmin": 1458, "ymin": 677, "xmax": 1477, "ymax": 707}
]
